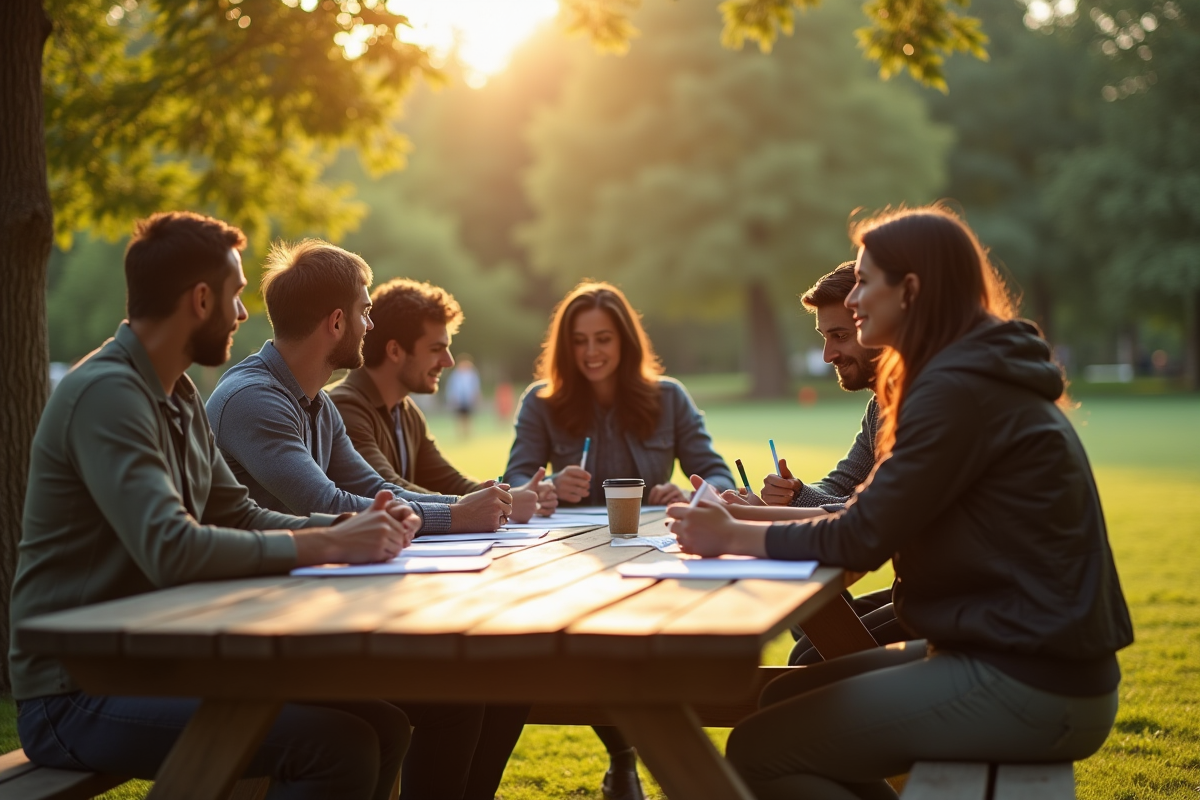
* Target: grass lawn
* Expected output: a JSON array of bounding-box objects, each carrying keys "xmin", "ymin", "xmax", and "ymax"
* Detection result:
[{"xmin": 3, "ymin": 391, "xmax": 1197, "ymax": 799}]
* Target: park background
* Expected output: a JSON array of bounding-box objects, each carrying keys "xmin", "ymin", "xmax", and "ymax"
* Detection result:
[{"xmin": 8, "ymin": 0, "xmax": 1200, "ymax": 797}]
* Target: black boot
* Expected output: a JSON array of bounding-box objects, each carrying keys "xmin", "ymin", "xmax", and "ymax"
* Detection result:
[{"xmin": 601, "ymin": 747, "xmax": 645, "ymax": 800}]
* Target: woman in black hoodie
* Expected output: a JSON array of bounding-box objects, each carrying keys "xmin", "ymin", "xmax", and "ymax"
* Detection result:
[{"xmin": 667, "ymin": 205, "xmax": 1133, "ymax": 799}]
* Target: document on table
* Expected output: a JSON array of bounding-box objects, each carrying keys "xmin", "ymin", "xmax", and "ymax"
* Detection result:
[
  {"xmin": 292, "ymin": 556, "xmax": 492, "ymax": 577},
  {"xmin": 501, "ymin": 516, "xmax": 603, "ymax": 529},
  {"xmin": 413, "ymin": 529, "xmax": 550, "ymax": 544},
  {"xmin": 610, "ymin": 535, "xmax": 680, "ymax": 552},
  {"xmin": 401, "ymin": 541, "xmax": 493, "ymax": 557},
  {"xmin": 616, "ymin": 556, "xmax": 818, "ymax": 580}
]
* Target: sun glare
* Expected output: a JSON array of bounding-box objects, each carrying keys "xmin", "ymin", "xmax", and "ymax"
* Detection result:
[{"xmin": 392, "ymin": 0, "xmax": 559, "ymax": 88}]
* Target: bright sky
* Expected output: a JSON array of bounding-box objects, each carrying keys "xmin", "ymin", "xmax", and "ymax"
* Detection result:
[{"xmin": 388, "ymin": 0, "xmax": 559, "ymax": 87}]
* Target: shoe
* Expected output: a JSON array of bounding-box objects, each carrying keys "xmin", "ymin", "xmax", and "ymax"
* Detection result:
[{"xmin": 601, "ymin": 747, "xmax": 645, "ymax": 800}]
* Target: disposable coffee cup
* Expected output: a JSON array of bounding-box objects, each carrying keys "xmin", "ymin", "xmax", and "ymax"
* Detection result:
[{"xmin": 602, "ymin": 478, "xmax": 645, "ymax": 538}]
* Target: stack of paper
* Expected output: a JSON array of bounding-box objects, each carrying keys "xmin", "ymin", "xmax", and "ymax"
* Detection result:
[
  {"xmin": 401, "ymin": 541, "xmax": 493, "ymax": 557},
  {"xmin": 610, "ymin": 535, "xmax": 679, "ymax": 552},
  {"xmin": 413, "ymin": 530, "xmax": 549, "ymax": 544},
  {"xmin": 292, "ymin": 556, "xmax": 492, "ymax": 577},
  {"xmin": 616, "ymin": 556, "xmax": 818, "ymax": 581}
]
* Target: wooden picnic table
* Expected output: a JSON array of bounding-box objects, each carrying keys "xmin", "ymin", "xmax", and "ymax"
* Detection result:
[{"xmin": 17, "ymin": 510, "xmax": 875, "ymax": 800}]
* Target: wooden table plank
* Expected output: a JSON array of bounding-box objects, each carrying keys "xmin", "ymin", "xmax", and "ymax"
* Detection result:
[
  {"xmin": 144, "ymin": 699, "xmax": 280, "ymax": 800},
  {"xmin": 60, "ymin": 654, "xmax": 762, "ymax": 705},
  {"xmin": 368, "ymin": 535, "xmax": 655, "ymax": 658},
  {"xmin": 461, "ymin": 547, "xmax": 682, "ymax": 659},
  {"xmin": 15, "ymin": 578, "xmax": 298, "ymax": 657},
  {"xmin": 117, "ymin": 527, "xmax": 616, "ymax": 660},
  {"xmin": 652, "ymin": 568, "xmax": 846, "ymax": 657},
  {"xmin": 608, "ymin": 704, "xmax": 754, "ymax": 800},
  {"xmin": 563, "ymin": 578, "xmax": 732, "ymax": 659}
]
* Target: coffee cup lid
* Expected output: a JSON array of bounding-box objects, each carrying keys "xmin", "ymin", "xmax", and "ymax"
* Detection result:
[{"xmin": 602, "ymin": 478, "xmax": 645, "ymax": 487}]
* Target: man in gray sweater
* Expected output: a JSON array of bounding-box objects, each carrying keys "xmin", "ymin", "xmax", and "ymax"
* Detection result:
[
  {"xmin": 206, "ymin": 239, "xmax": 516, "ymax": 534},
  {"xmin": 11, "ymin": 212, "xmax": 416, "ymax": 799}
]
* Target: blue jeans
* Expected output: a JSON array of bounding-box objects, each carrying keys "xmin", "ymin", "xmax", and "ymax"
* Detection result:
[{"xmin": 18, "ymin": 692, "xmax": 409, "ymax": 800}]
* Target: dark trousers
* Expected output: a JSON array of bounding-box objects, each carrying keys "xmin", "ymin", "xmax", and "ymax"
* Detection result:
[{"xmin": 18, "ymin": 692, "xmax": 409, "ymax": 800}]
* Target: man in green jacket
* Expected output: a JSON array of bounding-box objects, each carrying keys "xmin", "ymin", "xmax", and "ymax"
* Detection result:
[
  {"xmin": 329, "ymin": 278, "xmax": 555, "ymax": 516},
  {"xmin": 10, "ymin": 211, "xmax": 417, "ymax": 800}
]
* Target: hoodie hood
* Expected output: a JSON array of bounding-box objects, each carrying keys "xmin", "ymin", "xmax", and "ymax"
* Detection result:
[{"xmin": 920, "ymin": 319, "xmax": 1064, "ymax": 402}]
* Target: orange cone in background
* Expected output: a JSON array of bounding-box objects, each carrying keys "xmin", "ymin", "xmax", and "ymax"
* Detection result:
[{"xmin": 798, "ymin": 386, "xmax": 818, "ymax": 406}]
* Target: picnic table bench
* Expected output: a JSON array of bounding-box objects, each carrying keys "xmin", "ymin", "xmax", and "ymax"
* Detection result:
[{"xmin": 17, "ymin": 509, "xmax": 876, "ymax": 799}]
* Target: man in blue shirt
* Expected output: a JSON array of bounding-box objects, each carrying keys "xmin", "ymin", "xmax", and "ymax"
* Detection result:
[{"xmin": 207, "ymin": 238, "xmax": 524, "ymax": 798}]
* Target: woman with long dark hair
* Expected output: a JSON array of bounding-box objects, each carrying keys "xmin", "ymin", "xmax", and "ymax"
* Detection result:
[
  {"xmin": 668, "ymin": 205, "xmax": 1133, "ymax": 798},
  {"xmin": 505, "ymin": 281, "xmax": 735, "ymax": 800}
]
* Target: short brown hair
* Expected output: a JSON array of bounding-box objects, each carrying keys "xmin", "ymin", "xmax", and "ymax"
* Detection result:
[
  {"xmin": 260, "ymin": 240, "xmax": 373, "ymax": 340},
  {"xmin": 362, "ymin": 279, "xmax": 464, "ymax": 368},
  {"xmin": 800, "ymin": 262, "xmax": 857, "ymax": 312},
  {"xmin": 125, "ymin": 211, "xmax": 246, "ymax": 320}
]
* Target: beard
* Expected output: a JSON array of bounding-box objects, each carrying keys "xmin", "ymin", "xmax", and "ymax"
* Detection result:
[
  {"xmin": 832, "ymin": 352, "xmax": 880, "ymax": 392},
  {"xmin": 329, "ymin": 329, "xmax": 366, "ymax": 371},
  {"xmin": 189, "ymin": 310, "xmax": 236, "ymax": 368}
]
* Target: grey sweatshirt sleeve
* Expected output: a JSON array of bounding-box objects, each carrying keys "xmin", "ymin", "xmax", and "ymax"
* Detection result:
[{"xmin": 792, "ymin": 397, "xmax": 878, "ymax": 507}]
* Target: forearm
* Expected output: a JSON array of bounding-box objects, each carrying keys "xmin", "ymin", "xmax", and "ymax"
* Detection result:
[{"xmin": 729, "ymin": 505, "xmax": 829, "ymax": 522}]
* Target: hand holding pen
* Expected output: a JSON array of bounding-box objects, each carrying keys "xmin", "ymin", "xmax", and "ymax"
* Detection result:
[
  {"xmin": 760, "ymin": 447, "xmax": 804, "ymax": 506},
  {"xmin": 550, "ymin": 436, "xmax": 592, "ymax": 503}
]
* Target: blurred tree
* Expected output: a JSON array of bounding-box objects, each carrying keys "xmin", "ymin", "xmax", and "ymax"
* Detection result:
[
  {"xmin": 341, "ymin": 176, "xmax": 545, "ymax": 379},
  {"xmin": 524, "ymin": 0, "xmax": 950, "ymax": 397},
  {"xmin": 1044, "ymin": 0, "xmax": 1200, "ymax": 388},
  {"xmin": 922, "ymin": 0, "xmax": 1101, "ymax": 342}
]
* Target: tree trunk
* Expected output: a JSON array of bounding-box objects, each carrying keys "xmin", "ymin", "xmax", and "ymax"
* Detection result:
[
  {"xmin": 1186, "ymin": 286, "xmax": 1200, "ymax": 392},
  {"xmin": 745, "ymin": 280, "xmax": 788, "ymax": 398},
  {"xmin": 0, "ymin": 0, "xmax": 54, "ymax": 694}
]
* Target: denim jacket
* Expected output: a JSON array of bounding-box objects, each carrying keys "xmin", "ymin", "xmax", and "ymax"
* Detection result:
[{"xmin": 504, "ymin": 377, "xmax": 735, "ymax": 501}]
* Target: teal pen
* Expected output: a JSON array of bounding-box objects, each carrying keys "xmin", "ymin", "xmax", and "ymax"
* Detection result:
[
  {"xmin": 580, "ymin": 437, "xmax": 591, "ymax": 471},
  {"xmin": 769, "ymin": 439, "xmax": 780, "ymax": 475}
]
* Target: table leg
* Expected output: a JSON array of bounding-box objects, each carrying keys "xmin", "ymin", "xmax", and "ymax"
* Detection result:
[
  {"xmin": 798, "ymin": 592, "xmax": 877, "ymax": 660},
  {"xmin": 608, "ymin": 703, "xmax": 754, "ymax": 800},
  {"xmin": 145, "ymin": 699, "xmax": 282, "ymax": 800}
]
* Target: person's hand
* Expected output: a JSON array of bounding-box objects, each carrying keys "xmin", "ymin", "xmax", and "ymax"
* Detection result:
[
  {"xmin": 384, "ymin": 498, "xmax": 420, "ymax": 546},
  {"xmin": 648, "ymin": 482, "xmax": 688, "ymax": 505},
  {"xmin": 666, "ymin": 500, "xmax": 767, "ymax": 558},
  {"xmin": 449, "ymin": 483, "xmax": 513, "ymax": 532},
  {"xmin": 295, "ymin": 491, "xmax": 409, "ymax": 565},
  {"xmin": 761, "ymin": 458, "xmax": 803, "ymax": 506},
  {"xmin": 509, "ymin": 486, "xmax": 538, "ymax": 524},
  {"xmin": 723, "ymin": 487, "xmax": 765, "ymax": 506},
  {"xmin": 551, "ymin": 465, "xmax": 592, "ymax": 503},
  {"xmin": 513, "ymin": 467, "xmax": 557, "ymax": 519}
]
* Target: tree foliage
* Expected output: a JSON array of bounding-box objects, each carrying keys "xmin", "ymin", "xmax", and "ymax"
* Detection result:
[{"xmin": 524, "ymin": 0, "xmax": 950, "ymax": 394}]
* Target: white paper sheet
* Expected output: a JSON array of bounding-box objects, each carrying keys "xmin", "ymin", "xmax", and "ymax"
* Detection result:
[
  {"xmin": 501, "ymin": 516, "xmax": 602, "ymax": 529},
  {"xmin": 610, "ymin": 535, "xmax": 680, "ymax": 552},
  {"xmin": 490, "ymin": 536, "xmax": 554, "ymax": 548},
  {"xmin": 616, "ymin": 556, "xmax": 818, "ymax": 581},
  {"xmin": 401, "ymin": 541, "xmax": 493, "ymax": 557},
  {"xmin": 412, "ymin": 530, "xmax": 549, "ymax": 544},
  {"xmin": 292, "ymin": 556, "xmax": 492, "ymax": 577}
]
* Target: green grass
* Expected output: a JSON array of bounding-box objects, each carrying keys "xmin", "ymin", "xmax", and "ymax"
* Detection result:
[{"xmin": 4, "ymin": 392, "xmax": 1197, "ymax": 799}]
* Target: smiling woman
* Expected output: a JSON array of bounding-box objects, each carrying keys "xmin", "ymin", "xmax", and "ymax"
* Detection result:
[{"xmin": 395, "ymin": 0, "xmax": 559, "ymax": 87}]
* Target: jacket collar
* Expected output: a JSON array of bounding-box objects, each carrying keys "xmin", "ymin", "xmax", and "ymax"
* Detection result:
[
  {"xmin": 345, "ymin": 367, "xmax": 389, "ymax": 413},
  {"xmin": 112, "ymin": 322, "xmax": 196, "ymax": 405}
]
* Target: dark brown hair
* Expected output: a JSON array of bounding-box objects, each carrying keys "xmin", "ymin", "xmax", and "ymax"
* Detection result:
[
  {"xmin": 260, "ymin": 240, "xmax": 373, "ymax": 341},
  {"xmin": 535, "ymin": 282, "xmax": 664, "ymax": 439},
  {"xmin": 362, "ymin": 278, "xmax": 464, "ymax": 368},
  {"xmin": 801, "ymin": 262, "xmax": 857, "ymax": 312},
  {"xmin": 851, "ymin": 204, "xmax": 1018, "ymax": 457},
  {"xmin": 124, "ymin": 211, "xmax": 246, "ymax": 320}
]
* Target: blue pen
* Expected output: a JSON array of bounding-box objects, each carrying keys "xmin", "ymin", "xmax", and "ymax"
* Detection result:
[
  {"xmin": 580, "ymin": 437, "xmax": 591, "ymax": 471},
  {"xmin": 769, "ymin": 439, "xmax": 780, "ymax": 475}
]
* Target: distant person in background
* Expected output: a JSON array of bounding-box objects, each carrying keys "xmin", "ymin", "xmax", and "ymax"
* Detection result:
[
  {"xmin": 330, "ymin": 278, "xmax": 553, "ymax": 519},
  {"xmin": 504, "ymin": 280, "xmax": 735, "ymax": 800},
  {"xmin": 445, "ymin": 354, "xmax": 482, "ymax": 439}
]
